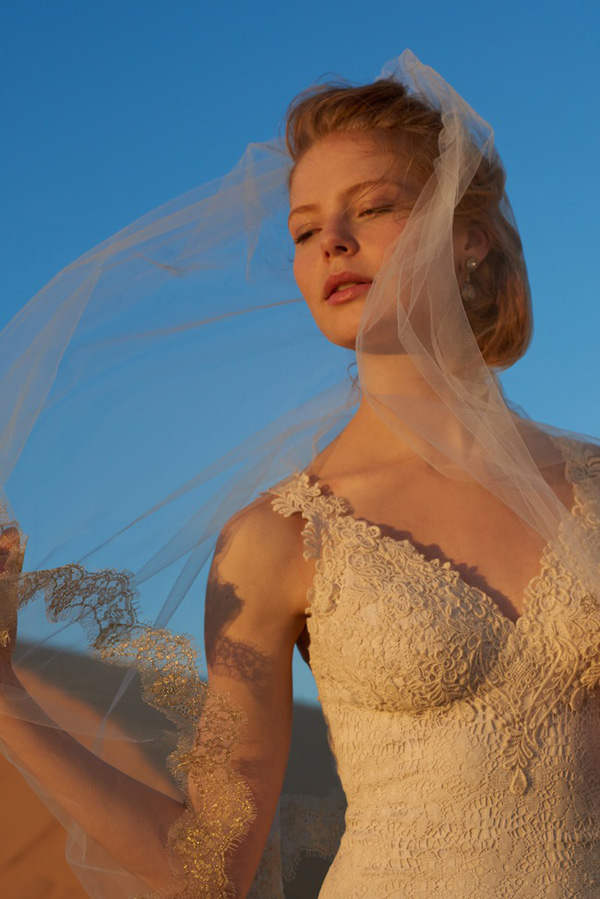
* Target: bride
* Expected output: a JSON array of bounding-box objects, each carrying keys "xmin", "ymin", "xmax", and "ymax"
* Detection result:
[{"xmin": 1, "ymin": 51, "xmax": 599, "ymax": 898}]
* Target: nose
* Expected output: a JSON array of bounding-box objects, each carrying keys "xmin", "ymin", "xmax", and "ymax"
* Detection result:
[{"xmin": 319, "ymin": 219, "xmax": 359, "ymax": 258}]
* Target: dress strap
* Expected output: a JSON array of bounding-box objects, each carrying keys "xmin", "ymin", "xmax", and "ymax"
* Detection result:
[
  {"xmin": 552, "ymin": 435, "xmax": 600, "ymax": 487},
  {"xmin": 551, "ymin": 436, "xmax": 600, "ymax": 534},
  {"xmin": 266, "ymin": 471, "xmax": 349, "ymax": 561}
]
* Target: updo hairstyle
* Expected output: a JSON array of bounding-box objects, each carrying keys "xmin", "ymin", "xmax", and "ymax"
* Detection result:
[{"xmin": 285, "ymin": 79, "xmax": 532, "ymax": 369}]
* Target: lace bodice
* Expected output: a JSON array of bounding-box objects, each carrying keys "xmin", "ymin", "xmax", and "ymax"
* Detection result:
[{"xmin": 267, "ymin": 438, "xmax": 600, "ymax": 898}]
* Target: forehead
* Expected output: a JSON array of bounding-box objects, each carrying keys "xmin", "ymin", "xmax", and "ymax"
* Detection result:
[{"xmin": 289, "ymin": 132, "xmax": 411, "ymax": 205}]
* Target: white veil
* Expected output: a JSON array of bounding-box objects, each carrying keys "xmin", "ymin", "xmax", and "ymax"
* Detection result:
[{"xmin": 1, "ymin": 50, "xmax": 599, "ymax": 897}]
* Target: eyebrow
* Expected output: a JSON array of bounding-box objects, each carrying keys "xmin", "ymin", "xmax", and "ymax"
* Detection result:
[{"xmin": 288, "ymin": 179, "xmax": 405, "ymax": 224}]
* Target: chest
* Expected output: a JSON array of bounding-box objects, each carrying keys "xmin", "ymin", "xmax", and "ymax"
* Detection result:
[
  {"xmin": 304, "ymin": 513, "xmax": 600, "ymax": 718},
  {"xmin": 317, "ymin": 471, "xmax": 559, "ymax": 623}
]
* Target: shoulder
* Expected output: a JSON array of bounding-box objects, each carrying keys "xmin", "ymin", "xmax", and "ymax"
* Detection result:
[
  {"xmin": 515, "ymin": 422, "xmax": 599, "ymax": 494},
  {"xmin": 207, "ymin": 487, "xmax": 312, "ymax": 632},
  {"xmin": 214, "ymin": 488, "xmax": 307, "ymax": 579},
  {"xmin": 543, "ymin": 433, "xmax": 600, "ymax": 487}
]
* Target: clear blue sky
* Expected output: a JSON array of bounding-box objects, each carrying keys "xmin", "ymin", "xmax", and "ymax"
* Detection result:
[{"xmin": 1, "ymin": 0, "xmax": 599, "ymax": 702}]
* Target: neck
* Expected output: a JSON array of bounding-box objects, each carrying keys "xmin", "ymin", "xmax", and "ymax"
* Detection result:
[{"xmin": 319, "ymin": 352, "xmax": 488, "ymax": 480}]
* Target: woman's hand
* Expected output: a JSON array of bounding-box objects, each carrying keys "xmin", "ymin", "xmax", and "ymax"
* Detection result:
[{"xmin": 0, "ymin": 526, "xmax": 24, "ymax": 670}]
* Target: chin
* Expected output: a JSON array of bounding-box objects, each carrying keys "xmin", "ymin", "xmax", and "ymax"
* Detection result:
[
  {"xmin": 334, "ymin": 335, "xmax": 358, "ymax": 350},
  {"xmin": 316, "ymin": 323, "xmax": 358, "ymax": 350},
  {"xmin": 313, "ymin": 307, "xmax": 363, "ymax": 350}
]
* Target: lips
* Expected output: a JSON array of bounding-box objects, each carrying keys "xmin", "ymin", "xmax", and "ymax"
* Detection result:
[{"xmin": 323, "ymin": 270, "xmax": 372, "ymax": 300}]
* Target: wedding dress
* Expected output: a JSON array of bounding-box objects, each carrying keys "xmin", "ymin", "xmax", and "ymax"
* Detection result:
[{"xmin": 267, "ymin": 435, "xmax": 600, "ymax": 898}]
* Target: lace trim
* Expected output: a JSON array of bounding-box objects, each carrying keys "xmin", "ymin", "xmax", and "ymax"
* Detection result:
[
  {"xmin": 270, "ymin": 478, "xmax": 349, "ymax": 562},
  {"xmin": 246, "ymin": 789, "xmax": 346, "ymax": 897},
  {"xmin": 279, "ymin": 787, "xmax": 346, "ymax": 881}
]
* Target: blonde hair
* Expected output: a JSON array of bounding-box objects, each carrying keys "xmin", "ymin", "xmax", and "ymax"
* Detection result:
[{"xmin": 285, "ymin": 79, "xmax": 532, "ymax": 369}]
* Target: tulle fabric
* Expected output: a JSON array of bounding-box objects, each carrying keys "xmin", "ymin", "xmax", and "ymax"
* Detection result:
[{"xmin": 0, "ymin": 49, "xmax": 598, "ymax": 897}]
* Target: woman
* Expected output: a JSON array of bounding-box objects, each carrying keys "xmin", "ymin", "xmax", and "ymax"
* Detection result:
[{"xmin": 1, "ymin": 51, "xmax": 599, "ymax": 898}]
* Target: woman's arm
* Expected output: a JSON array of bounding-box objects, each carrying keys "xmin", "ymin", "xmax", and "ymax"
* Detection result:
[{"xmin": 201, "ymin": 495, "xmax": 309, "ymax": 898}]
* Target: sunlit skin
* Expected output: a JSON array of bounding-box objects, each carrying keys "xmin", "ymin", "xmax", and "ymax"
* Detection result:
[{"xmin": 289, "ymin": 131, "xmax": 487, "ymax": 351}]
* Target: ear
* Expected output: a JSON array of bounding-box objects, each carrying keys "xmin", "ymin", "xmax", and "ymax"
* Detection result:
[
  {"xmin": 466, "ymin": 224, "xmax": 491, "ymax": 261},
  {"xmin": 453, "ymin": 222, "xmax": 491, "ymax": 268}
]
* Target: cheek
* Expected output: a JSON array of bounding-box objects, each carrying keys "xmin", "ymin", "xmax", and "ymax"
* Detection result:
[
  {"xmin": 380, "ymin": 218, "xmax": 410, "ymax": 249},
  {"xmin": 292, "ymin": 254, "xmax": 300, "ymax": 284},
  {"xmin": 293, "ymin": 254, "xmax": 328, "ymax": 326},
  {"xmin": 292, "ymin": 253, "xmax": 312, "ymax": 301}
]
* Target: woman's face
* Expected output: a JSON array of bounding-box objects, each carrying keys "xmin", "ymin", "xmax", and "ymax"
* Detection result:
[{"xmin": 289, "ymin": 131, "xmax": 421, "ymax": 349}]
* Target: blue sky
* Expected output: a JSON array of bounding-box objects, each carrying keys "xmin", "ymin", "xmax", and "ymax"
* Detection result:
[{"xmin": 1, "ymin": 0, "xmax": 599, "ymax": 702}]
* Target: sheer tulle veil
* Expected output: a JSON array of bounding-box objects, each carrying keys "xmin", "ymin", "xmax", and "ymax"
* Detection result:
[{"xmin": 1, "ymin": 49, "xmax": 599, "ymax": 897}]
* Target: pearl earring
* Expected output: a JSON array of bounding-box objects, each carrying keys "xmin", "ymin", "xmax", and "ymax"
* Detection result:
[{"xmin": 461, "ymin": 257, "xmax": 478, "ymax": 303}]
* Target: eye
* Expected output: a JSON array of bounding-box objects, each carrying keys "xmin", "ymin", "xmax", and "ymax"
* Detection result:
[
  {"xmin": 358, "ymin": 204, "xmax": 394, "ymax": 218},
  {"xmin": 293, "ymin": 229, "xmax": 317, "ymax": 245}
]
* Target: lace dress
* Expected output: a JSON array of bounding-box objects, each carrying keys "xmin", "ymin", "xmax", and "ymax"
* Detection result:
[{"xmin": 266, "ymin": 438, "xmax": 600, "ymax": 898}]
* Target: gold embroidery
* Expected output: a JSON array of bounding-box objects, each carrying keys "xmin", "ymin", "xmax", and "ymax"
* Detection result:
[{"xmin": 103, "ymin": 630, "xmax": 256, "ymax": 899}]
